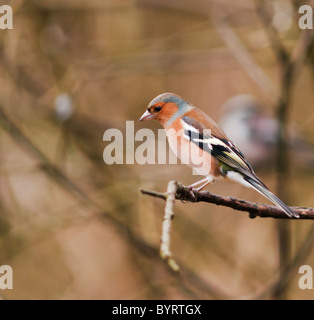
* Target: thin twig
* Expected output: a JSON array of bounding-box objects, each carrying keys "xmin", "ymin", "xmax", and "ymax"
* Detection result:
[
  {"xmin": 160, "ymin": 181, "xmax": 180, "ymax": 272},
  {"xmin": 141, "ymin": 182, "xmax": 314, "ymax": 219}
]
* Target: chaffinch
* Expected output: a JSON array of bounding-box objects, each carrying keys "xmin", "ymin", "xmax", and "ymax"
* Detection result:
[{"xmin": 139, "ymin": 93, "xmax": 299, "ymax": 218}]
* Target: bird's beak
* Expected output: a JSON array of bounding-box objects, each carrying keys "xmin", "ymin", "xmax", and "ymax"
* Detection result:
[{"xmin": 139, "ymin": 110, "xmax": 154, "ymax": 122}]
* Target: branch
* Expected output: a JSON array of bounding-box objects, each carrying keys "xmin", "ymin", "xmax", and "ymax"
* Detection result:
[
  {"xmin": 160, "ymin": 181, "xmax": 180, "ymax": 272},
  {"xmin": 140, "ymin": 182, "xmax": 314, "ymax": 220}
]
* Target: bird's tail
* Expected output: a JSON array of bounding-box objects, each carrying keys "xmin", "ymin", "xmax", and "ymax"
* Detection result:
[{"xmin": 244, "ymin": 177, "xmax": 299, "ymax": 218}]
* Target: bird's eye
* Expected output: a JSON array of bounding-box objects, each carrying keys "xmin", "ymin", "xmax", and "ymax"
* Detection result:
[{"xmin": 155, "ymin": 106, "xmax": 162, "ymax": 112}]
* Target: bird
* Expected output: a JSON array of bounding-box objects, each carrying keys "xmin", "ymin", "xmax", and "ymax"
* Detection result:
[{"xmin": 139, "ymin": 93, "xmax": 299, "ymax": 218}]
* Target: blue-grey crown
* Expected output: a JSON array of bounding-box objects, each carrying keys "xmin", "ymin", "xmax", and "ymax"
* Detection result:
[{"xmin": 148, "ymin": 93, "xmax": 191, "ymax": 109}]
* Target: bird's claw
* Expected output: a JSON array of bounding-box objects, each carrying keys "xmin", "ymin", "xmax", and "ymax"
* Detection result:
[
  {"xmin": 189, "ymin": 187, "xmax": 198, "ymax": 200},
  {"xmin": 180, "ymin": 187, "xmax": 198, "ymax": 203}
]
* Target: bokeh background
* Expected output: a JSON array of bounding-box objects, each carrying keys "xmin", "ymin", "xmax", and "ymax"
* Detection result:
[{"xmin": 0, "ymin": 0, "xmax": 314, "ymax": 300}]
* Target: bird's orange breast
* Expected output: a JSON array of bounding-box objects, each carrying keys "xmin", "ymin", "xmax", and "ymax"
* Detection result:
[{"xmin": 165, "ymin": 117, "xmax": 221, "ymax": 177}]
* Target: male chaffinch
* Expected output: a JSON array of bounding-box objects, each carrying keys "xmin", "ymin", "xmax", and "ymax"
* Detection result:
[{"xmin": 139, "ymin": 93, "xmax": 299, "ymax": 218}]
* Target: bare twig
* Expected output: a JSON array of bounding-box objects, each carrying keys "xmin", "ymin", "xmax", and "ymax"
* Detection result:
[
  {"xmin": 160, "ymin": 181, "xmax": 180, "ymax": 272},
  {"xmin": 141, "ymin": 180, "xmax": 314, "ymax": 279},
  {"xmin": 141, "ymin": 182, "xmax": 314, "ymax": 219}
]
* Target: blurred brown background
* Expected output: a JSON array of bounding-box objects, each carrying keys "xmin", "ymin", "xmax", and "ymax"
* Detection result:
[{"xmin": 0, "ymin": 0, "xmax": 314, "ymax": 300}]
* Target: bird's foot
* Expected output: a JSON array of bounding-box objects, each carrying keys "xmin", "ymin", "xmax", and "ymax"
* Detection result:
[
  {"xmin": 188, "ymin": 187, "xmax": 200, "ymax": 200},
  {"xmin": 180, "ymin": 187, "xmax": 198, "ymax": 203}
]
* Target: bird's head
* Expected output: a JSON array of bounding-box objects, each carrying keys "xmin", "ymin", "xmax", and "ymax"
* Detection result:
[{"xmin": 139, "ymin": 93, "xmax": 191, "ymax": 127}]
